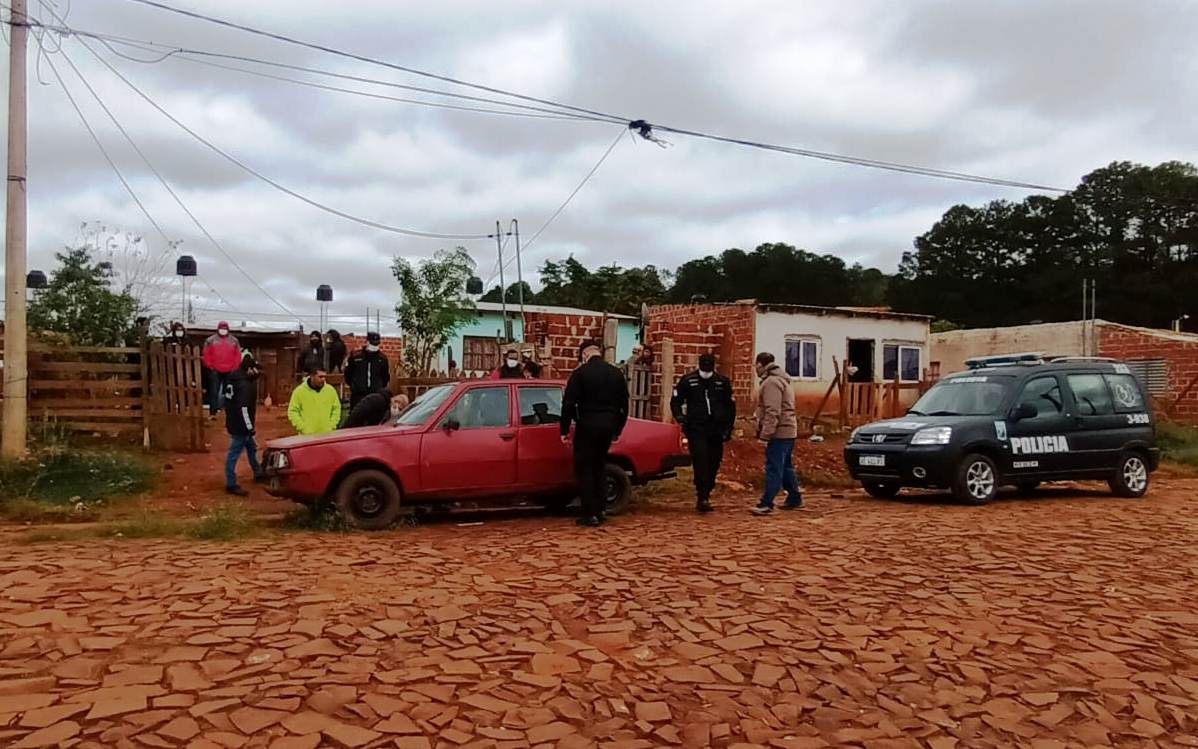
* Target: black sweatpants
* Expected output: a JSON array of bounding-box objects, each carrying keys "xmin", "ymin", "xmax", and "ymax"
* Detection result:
[
  {"xmin": 573, "ymin": 421, "xmax": 616, "ymax": 518},
  {"xmin": 688, "ymin": 430, "xmax": 725, "ymax": 501}
]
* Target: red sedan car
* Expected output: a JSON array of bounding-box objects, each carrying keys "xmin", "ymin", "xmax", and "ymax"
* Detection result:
[{"xmin": 263, "ymin": 379, "xmax": 690, "ymax": 529}]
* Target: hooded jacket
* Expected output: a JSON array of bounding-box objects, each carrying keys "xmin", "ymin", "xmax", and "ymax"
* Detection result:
[
  {"xmin": 345, "ymin": 347, "xmax": 390, "ymax": 397},
  {"xmin": 287, "ymin": 379, "xmax": 342, "ymax": 436},
  {"xmin": 202, "ymin": 332, "xmax": 241, "ymax": 373},
  {"xmin": 225, "ymin": 367, "xmax": 259, "ymax": 437},
  {"xmin": 326, "ymin": 331, "xmax": 348, "ymax": 372},
  {"xmin": 755, "ymin": 363, "xmax": 798, "ymax": 441},
  {"xmin": 297, "ymin": 340, "xmax": 325, "ymax": 375}
]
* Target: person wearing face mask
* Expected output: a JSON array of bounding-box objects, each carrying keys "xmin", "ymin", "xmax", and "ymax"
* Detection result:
[
  {"xmin": 202, "ymin": 322, "xmax": 242, "ymax": 416},
  {"xmin": 297, "ymin": 330, "xmax": 325, "ymax": 376},
  {"xmin": 490, "ymin": 348, "xmax": 525, "ymax": 379},
  {"xmin": 521, "ymin": 350, "xmax": 543, "ymax": 379},
  {"xmin": 671, "ymin": 353, "xmax": 736, "ymax": 513},
  {"xmin": 162, "ymin": 321, "xmax": 188, "ymax": 347},
  {"xmin": 345, "ymin": 332, "xmax": 391, "ymax": 410},
  {"xmin": 342, "ymin": 390, "xmax": 410, "ymax": 428},
  {"xmin": 224, "ymin": 353, "xmax": 266, "ymax": 496},
  {"xmin": 288, "ymin": 368, "xmax": 342, "ymax": 436},
  {"xmin": 752, "ymin": 352, "xmax": 802, "ymax": 515}
]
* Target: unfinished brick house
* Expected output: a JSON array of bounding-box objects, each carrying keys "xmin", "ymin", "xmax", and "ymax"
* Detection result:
[
  {"xmin": 645, "ymin": 302, "xmax": 932, "ymax": 419},
  {"xmin": 932, "ymin": 320, "xmax": 1198, "ymax": 423}
]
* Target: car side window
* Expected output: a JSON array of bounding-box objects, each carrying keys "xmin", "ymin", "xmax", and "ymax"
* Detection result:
[
  {"xmin": 519, "ymin": 387, "xmax": 563, "ymax": 425},
  {"xmin": 443, "ymin": 387, "xmax": 511, "ymax": 429},
  {"xmin": 1104, "ymin": 374, "xmax": 1145, "ymax": 413},
  {"xmin": 1066, "ymin": 374, "xmax": 1114, "ymax": 416},
  {"xmin": 1017, "ymin": 376, "xmax": 1064, "ymax": 419}
]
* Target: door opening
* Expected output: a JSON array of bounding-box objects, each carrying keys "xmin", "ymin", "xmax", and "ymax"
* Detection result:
[{"xmin": 846, "ymin": 339, "xmax": 875, "ymax": 383}]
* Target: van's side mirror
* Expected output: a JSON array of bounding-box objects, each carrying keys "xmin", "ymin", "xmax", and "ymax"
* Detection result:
[
  {"xmin": 1012, "ymin": 403, "xmax": 1037, "ymax": 421},
  {"xmin": 443, "ymin": 418, "xmax": 461, "ymax": 432}
]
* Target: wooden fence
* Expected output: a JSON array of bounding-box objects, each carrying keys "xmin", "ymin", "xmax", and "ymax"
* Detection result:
[
  {"xmin": 143, "ymin": 341, "xmax": 206, "ymax": 451},
  {"xmin": 627, "ymin": 362, "xmax": 653, "ymax": 419}
]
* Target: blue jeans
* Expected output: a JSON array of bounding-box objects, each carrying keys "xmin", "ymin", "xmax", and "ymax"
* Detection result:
[
  {"xmin": 761, "ymin": 438, "xmax": 802, "ymax": 508},
  {"xmin": 210, "ymin": 371, "xmax": 232, "ymax": 414},
  {"xmin": 225, "ymin": 434, "xmax": 262, "ymax": 490}
]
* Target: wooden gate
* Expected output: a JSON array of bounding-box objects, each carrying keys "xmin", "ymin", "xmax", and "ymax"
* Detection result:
[
  {"xmin": 627, "ymin": 362, "xmax": 652, "ymax": 419},
  {"xmin": 144, "ymin": 341, "xmax": 206, "ymax": 451},
  {"xmin": 841, "ymin": 381, "xmax": 881, "ymax": 426}
]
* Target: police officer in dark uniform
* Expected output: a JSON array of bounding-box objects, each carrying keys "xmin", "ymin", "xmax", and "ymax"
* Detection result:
[
  {"xmin": 671, "ymin": 353, "xmax": 736, "ymax": 513},
  {"xmin": 561, "ymin": 340, "xmax": 629, "ymax": 527},
  {"xmin": 345, "ymin": 332, "xmax": 391, "ymax": 410}
]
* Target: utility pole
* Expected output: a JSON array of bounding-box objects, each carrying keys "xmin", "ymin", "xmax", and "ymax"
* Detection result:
[
  {"xmin": 511, "ymin": 218, "xmax": 525, "ymax": 342},
  {"xmin": 495, "ymin": 220, "xmax": 508, "ymax": 340},
  {"xmin": 2, "ymin": 0, "xmax": 29, "ymax": 457}
]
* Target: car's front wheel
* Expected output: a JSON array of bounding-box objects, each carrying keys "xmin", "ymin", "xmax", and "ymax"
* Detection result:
[
  {"xmin": 335, "ymin": 469, "xmax": 403, "ymax": 530},
  {"xmin": 1109, "ymin": 451, "xmax": 1150, "ymax": 498},
  {"xmin": 953, "ymin": 453, "xmax": 999, "ymax": 505},
  {"xmin": 862, "ymin": 481, "xmax": 901, "ymax": 499},
  {"xmin": 604, "ymin": 464, "xmax": 633, "ymax": 516}
]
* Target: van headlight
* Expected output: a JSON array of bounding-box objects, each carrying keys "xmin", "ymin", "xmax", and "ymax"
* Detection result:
[
  {"xmin": 911, "ymin": 427, "xmax": 952, "ymax": 445},
  {"xmin": 849, "ymin": 427, "xmax": 861, "ymax": 443}
]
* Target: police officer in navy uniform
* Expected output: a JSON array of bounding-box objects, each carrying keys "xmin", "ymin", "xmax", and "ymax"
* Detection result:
[
  {"xmin": 561, "ymin": 340, "xmax": 630, "ymax": 527},
  {"xmin": 671, "ymin": 353, "xmax": 736, "ymax": 513}
]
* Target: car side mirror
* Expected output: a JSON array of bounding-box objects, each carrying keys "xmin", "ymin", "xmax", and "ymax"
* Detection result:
[
  {"xmin": 1012, "ymin": 403, "xmax": 1037, "ymax": 421},
  {"xmin": 443, "ymin": 418, "xmax": 461, "ymax": 432}
]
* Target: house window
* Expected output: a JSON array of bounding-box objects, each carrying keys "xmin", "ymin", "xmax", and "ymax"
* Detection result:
[
  {"xmin": 462, "ymin": 336, "xmax": 499, "ymax": 373},
  {"xmin": 883, "ymin": 344, "xmax": 922, "ymax": 383},
  {"xmin": 785, "ymin": 337, "xmax": 819, "ymax": 379}
]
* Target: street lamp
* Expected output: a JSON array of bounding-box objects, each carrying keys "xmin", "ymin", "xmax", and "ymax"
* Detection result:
[
  {"xmin": 25, "ymin": 270, "xmax": 46, "ymax": 291},
  {"xmin": 175, "ymin": 255, "xmax": 197, "ymax": 324},
  {"xmin": 316, "ymin": 285, "xmax": 333, "ymax": 370}
]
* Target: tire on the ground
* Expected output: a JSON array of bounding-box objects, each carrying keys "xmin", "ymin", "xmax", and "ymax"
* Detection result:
[
  {"xmin": 861, "ymin": 481, "xmax": 901, "ymax": 499},
  {"xmin": 604, "ymin": 464, "xmax": 634, "ymax": 516},
  {"xmin": 952, "ymin": 453, "xmax": 999, "ymax": 505},
  {"xmin": 335, "ymin": 469, "xmax": 403, "ymax": 530},
  {"xmin": 1109, "ymin": 450, "xmax": 1150, "ymax": 498}
]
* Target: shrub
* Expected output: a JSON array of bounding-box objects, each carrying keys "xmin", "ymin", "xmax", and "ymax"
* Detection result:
[
  {"xmin": 1158, "ymin": 421, "xmax": 1198, "ymax": 468},
  {"xmin": 187, "ymin": 503, "xmax": 260, "ymax": 541}
]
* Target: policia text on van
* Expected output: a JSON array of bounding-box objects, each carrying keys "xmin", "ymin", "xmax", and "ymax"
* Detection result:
[{"xmin": 843, "ymin": 355, "xmax": 1159, "ymax": 504}]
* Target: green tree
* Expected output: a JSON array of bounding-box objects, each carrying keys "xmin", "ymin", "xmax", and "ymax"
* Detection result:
[
  {"xmin": 534, "ymin": 257, "xmax": 667, "ymax": 316},
  {"xmin": 28, "ymin": 246, "xmax": 140, "ymax": 346},
  {"xmin": 392, "ymin": 248, "xmax": 478, "ymax": 373},
  {"xmin": 480, "ymin": 281, "xmax": 534, "ymax": 305}
]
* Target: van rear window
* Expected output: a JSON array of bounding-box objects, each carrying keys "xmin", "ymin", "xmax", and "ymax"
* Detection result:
[{"xmin": 1104, "ymin": 374, "xmax": 1146, "ymax": 413}]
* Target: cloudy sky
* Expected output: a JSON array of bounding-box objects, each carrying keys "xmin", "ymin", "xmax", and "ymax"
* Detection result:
[{"xmin": 1, "ymin": 0, "xmax": 1194, "ymax": 333}]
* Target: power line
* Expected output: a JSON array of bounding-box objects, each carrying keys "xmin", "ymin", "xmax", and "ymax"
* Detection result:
[
  {"xmin": 76, "ymin": 38, "xmax": 493, "ymax": 240},
  {"xmin": 484, "ymin": 128, "xmax": 625, "ymax": 289},
  {"xmin": 116, "ymin": 0, "xmax": 1072, "ymax": 193}
]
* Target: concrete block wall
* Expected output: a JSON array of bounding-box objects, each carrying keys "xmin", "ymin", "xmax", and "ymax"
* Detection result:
[{"xmin": 1099, "ymin": 323, "xmax": 1198, "ymax": 422}]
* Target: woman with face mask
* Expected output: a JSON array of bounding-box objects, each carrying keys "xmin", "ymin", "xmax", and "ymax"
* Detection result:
[{"xmin": 490, "ymin": 348, "xmax": 526, "ymax": 379}]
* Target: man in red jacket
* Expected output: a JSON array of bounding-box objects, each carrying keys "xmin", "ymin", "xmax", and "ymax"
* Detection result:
[{"xmin": 202, "ymin": 321, "xmax": 242, "ymax": 416}]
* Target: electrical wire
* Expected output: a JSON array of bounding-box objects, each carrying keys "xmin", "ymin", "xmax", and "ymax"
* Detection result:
[
  {"xmin": 483, "ymin": 128, "xmax": 625, "ymax": 289},
  {"xmin": 75, "ymin": 38, "xmax": 493, "ymax": 240}
]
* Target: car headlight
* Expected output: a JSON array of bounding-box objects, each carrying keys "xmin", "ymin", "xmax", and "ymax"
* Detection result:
[{"xmin": 911, "ymin": 427, "xmax": 952, "ymax": 445}]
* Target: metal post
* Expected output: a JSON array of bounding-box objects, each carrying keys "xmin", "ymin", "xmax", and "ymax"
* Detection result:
[
  {"xmin": 495, "ymin": 220, "xmax": 508, "ymax": 340},
  {"xmin": 511, "ymin": 218, "xmax": 524, "ymax": 342},
  {"xmin": 1081, "ymin": 279, "xmax": 1088, "ymax": 356},
  {"xmin": 2, "ymin": 0, "xmax": 30, "ymax": 457},
  {"xmin": 1090, "ymin": 279, "xmax": 1097, "ymax": 357}
]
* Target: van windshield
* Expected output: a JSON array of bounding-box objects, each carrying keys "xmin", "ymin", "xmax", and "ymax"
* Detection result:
[
  {"xmin": 908, "ymin": 376, "xmax": 1013, "ymax": 416},
  {"xmin": 395, "ymin": 384, "xmax": 455, "ymax": 426}
]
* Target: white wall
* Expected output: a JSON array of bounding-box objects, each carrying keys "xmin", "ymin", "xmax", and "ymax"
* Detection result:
[
  {"xmin": 930, "ymin": 321, "xmax": 1089, "ymax": 375},
  {"xmin": 754, "ymin": 310, "xmax": 930, "ymax": 405}
]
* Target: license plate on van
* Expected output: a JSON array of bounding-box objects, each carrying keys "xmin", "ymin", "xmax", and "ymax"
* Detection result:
[{"xmin": 859, "ymin": 455, "xmax": 886, "ymax": 467}]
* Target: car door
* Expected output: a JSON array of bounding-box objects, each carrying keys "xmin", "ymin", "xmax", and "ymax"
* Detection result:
[
  {"xmin": 1005, "ymin": 374, "xmax": 1075, "ymax": 478},
  {"xmin": 515, "ymin": 385, "xmax": 574, "ymax": 490},
  {"xmin": 1063, "ymin": 372, "xmax": 1128, "ymax": 474},
  {"xmin": 419, "ymin": 385, "xmax": 517, "ymax": 495}
]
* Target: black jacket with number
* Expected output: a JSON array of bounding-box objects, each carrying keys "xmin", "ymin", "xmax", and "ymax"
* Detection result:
[
  {"xmin": 671, "ymin": 371, "xmax": 736, "ymax": 437},
  {"xmin": 224, "ymin": 369, "xmax": 258, "ymax": 437},
  {"xmin": 561, "ymin": 356, "xmax": 629, "ymax": 437},
  {"xmin": 345, "ymin": 349, "xmax": 391, "ymax": 397}
]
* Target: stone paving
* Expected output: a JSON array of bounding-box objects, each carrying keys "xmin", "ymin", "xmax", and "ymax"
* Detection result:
[{"xmin": 2, "ymin": 480, "xmax": 1198, "ymax": 748}]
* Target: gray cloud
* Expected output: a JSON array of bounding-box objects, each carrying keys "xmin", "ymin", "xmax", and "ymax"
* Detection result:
[{"xmin": 1, "ymin": 0, "xmax": 1194, "ymax": 333}]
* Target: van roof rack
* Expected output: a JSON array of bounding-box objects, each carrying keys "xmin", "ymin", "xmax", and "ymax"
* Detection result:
[{"xmin": 964, "ymin": 352, "xmax": 1046, "ymax": 369}]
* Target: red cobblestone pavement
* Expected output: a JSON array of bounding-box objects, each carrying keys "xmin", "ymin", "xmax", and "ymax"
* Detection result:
[{"xmin": 3, "ymin": 479, "xmax": 1198, "ymax": 748}]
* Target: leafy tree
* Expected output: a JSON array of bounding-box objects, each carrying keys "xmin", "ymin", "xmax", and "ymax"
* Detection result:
[
  {"xmin": 480, "ymin": 281, "xmax": 534, "ymax": 305},
  {"xmin": 28, "ymin": 246, "xmax": 140, "ymax": 346},
  {"xmin": 392, "ymin": 248, "xmax": 478, "ymax": 373},
  {"xmin": 534, "ymin": 257, "xmax": 667, "ymax": 316}
]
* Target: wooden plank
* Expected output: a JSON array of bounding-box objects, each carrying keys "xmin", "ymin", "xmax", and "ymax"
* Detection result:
[
  {"xmin": 29, "ymin": 379, "xmax": 143, "ymax": 391},
  {"xmin": 31, "ymin": 408, "xmax": 141, "ymax": 419},
  {"xmin": 24, "ymin": 396, "xmax": 143, "ymax": 408},
  {"xmin": 0, "ymin": 344, "xmax": 140, "ymax": 356},
  {"xmin": 59, "ymin": 422, "xmax": 141, "ymax": 434},
  {"xmin": 36, "ymin": 361, "xmax": 142, "ymax": 374}
]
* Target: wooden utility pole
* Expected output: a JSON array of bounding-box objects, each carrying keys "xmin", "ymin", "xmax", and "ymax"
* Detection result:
[{"xmin": 2, "ymin": 0, "xmax": 29, "ymax": 457}]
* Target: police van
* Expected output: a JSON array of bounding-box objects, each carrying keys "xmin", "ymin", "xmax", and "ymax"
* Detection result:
[{"xmin": 843, "ymin": 353, "xmax": 1159, "ymax": 504}]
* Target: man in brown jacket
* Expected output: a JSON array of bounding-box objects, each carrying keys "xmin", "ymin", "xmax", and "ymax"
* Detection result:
[{"xmin": 752, "ymin": 352, "xmax": 803, "ymax": 515}]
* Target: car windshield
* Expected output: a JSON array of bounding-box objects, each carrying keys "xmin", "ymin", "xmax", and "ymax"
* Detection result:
[
  {"xmin": 394, "ymin": 384, "xmax": 455, "ymax": 426},
  {"xmin": 908, "ymin": 376, "xmax": 1013, "ymax": 416}
]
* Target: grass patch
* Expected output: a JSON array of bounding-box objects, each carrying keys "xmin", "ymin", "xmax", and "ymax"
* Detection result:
[
  {"xmin": 1158, "ymin": 421, "xmax": 1198, "ymax": 468},
  {"xmin": 0, "ymin": 449, "xmax": 156, "ymax": 522},
  {"xmin": 280, "ymin": 504, "xmax": 354, "ymax": 533},
  {"xmin": 187, "ymin": 503, "xmax": 260, "ymax": 541}
]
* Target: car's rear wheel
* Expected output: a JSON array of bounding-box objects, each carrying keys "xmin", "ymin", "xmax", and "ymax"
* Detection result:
[
  {"xmin": 335, "ymin": 469, "xmax": 402, "ymax": 530},
  {"xmin": 862, "ymin": 481, "xmax": 901, "ymax": 499},
  {"xmin": 953, "ymin": 454, "xmax": 998, "ymax": 505},
  {"xmin": 604, "ymin": 464, "xmax": 633, "ymax": 516},
  {"xmin": 1109, "ymin": 451, "xmax": 1150, "ymax": 498}
]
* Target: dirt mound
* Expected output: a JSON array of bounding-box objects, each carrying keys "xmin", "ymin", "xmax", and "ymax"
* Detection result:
[{"xmin": 719, "ymin": 435, "xmax": 853, "ymax": 491}]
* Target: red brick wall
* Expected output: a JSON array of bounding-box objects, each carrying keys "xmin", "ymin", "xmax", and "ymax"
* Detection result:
[
  {"xmin": 524, "ymin": 312, "xmax": 612, "ymax": 378},
  {"xmin": 1098, "ymin": 323, "xmax": 1198, "ymax": 423},
  {"xmin": 645, "ymin": 303, "xmax": 757, "ymax": 418}
]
